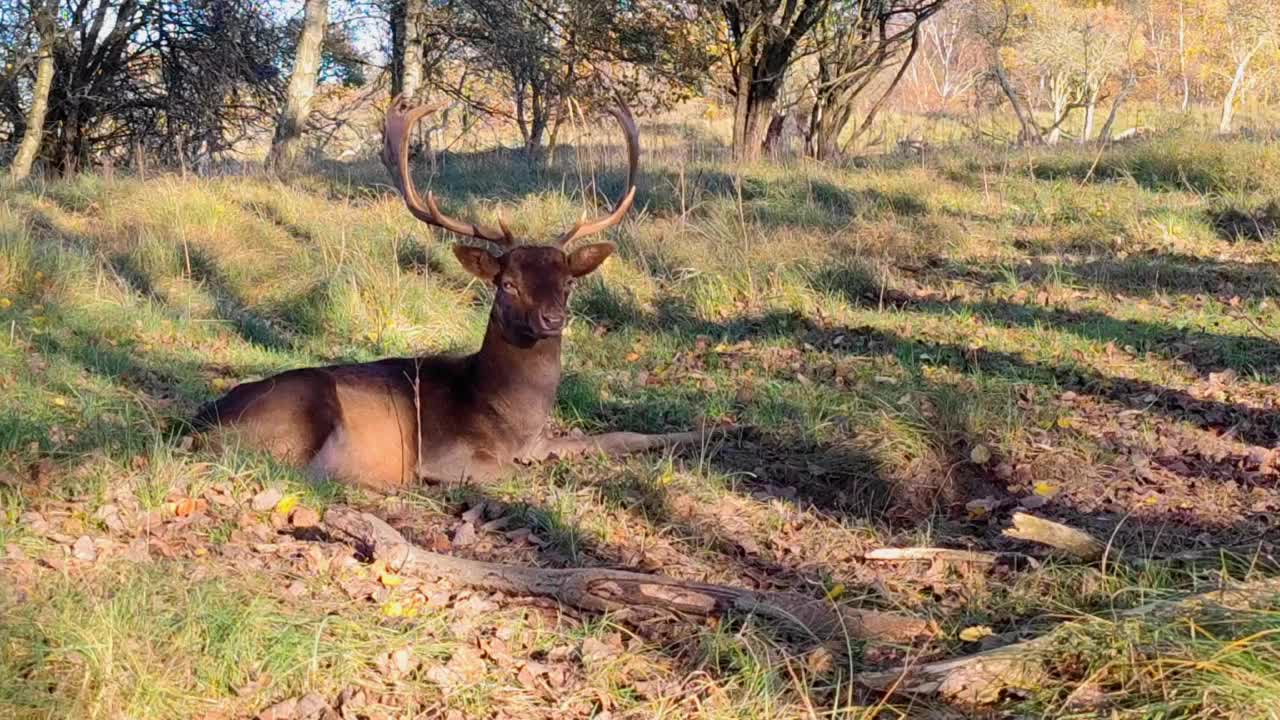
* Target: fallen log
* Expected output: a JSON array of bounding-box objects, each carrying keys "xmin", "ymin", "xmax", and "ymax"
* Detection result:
[
  {"xmin": 857, "ymin": 577, "xmax": 1280, "ymax": 705},
  {"xmin": 1002, "ymin": 512, "xmax": 1105, "ymax": 561},
  {"xmin": 322, "ymin": 506, "xmax": 932, "ymax": 642}
]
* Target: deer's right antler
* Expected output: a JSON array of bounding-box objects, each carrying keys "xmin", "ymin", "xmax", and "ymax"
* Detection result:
[
  {"xmin": 382, "ymin": 95, "xmax": 515, "ymax": 248},
  {"xmin": 556, "ymin": 103, "xmax": 639, "ymax": 248}
]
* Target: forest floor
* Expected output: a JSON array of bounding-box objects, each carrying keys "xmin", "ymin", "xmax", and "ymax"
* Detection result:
[{"xmin": 4, "ymin": 128, "xmax": 1280, "ymax": 719}]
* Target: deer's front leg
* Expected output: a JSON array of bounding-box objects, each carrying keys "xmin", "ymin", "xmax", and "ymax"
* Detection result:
[{"xmin": 518, "ymin": 429, "xmax": 709, "ymax": 463}]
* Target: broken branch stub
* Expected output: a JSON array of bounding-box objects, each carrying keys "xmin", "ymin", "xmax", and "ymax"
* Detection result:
[
  {"xmin": 1002, "ymin": 512, "xmax": 1105, "ymax": 561},
  {"xmin": 322, "ymin": 506, "xmax": 932, "ymax": 643}
]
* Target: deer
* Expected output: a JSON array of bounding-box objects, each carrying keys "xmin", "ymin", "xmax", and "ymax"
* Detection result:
[{"xmin": 192, "ymin": 96, "xmax": 706, "ymax": 491}]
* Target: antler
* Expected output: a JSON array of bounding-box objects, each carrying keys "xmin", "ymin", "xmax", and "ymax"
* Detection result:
[
  {"xmin": 382, "ymin": 95, "xmax": 515, "ymax": 248},
  {"xmin": 557, "ymin": 103, "xmax": 639, "ymax": 248}
]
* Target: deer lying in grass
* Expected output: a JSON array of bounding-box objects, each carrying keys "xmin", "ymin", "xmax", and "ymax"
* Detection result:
[{"xmin": 193, "ymin": 96, "xmax": 704, "ymax": 491}]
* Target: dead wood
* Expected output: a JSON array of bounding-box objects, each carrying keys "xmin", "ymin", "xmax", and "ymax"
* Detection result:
[
  {"xmin": 862, "ymin": 547, "xmax": 1032, "ymax": 566},
  {"xmin": 857, "ymin": 577, "xmax": 1280, "ymax": 706},
  {"xmin": 1002, "ymin": 512, "xmax": 1106, "ymax": 561},
  {"xmin": 322, "ymin": 506, "xmax": 932, "ymax": 642}
]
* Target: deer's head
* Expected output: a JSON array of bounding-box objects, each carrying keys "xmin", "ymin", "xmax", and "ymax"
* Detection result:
[{"xmin": 383, "ymin": 96, "xmax": 637, "ymax": 346}]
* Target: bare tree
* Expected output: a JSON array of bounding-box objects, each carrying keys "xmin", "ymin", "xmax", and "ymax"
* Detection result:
[
  {"xmin": 968, "ymin": 0, "xmax": 1040, "ymax": 144},
  {"xmin": 268, "ymin": 0, "xmax": 330, "ymax": 172},
  {"xmin": 805, "ymin": 0, "xmax": 945, "ymax": 159},
  {"xmin": 919, "ymin": 0, "xmax": 979, "ymax": 108},
  {"xmin": 3, "ymin": 0, "xmax": 288, "ymax": 174},
  {"xmin": 1072, "ymin": 6, "xmax": 1130, "ymax": 143},
  {"xmin": 8, "ymin": 0, "xmax": 57, "ymax": 180},
  {"xmin": 1211, "ymin": 0, "xmax": 1276, "ymax": 134}
]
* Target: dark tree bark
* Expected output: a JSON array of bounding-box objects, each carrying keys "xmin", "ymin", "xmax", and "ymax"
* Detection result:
[{"xmin": 719, "ymin": 0, "xmax": 831, "ymax": 161}]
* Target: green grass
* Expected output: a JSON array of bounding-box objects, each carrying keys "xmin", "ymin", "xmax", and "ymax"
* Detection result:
[{"xmin": 3, "ymin": 125, "xmax": 1280, "ymax": 718}]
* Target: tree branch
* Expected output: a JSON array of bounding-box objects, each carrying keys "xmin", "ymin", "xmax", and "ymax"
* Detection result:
[{"xmin": 321, "ymin": 506, "xmax": 934, "ymax": 643}]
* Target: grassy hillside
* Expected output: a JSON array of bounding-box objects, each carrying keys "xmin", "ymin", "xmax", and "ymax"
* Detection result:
[{"xmin": 3, "ymin": 129, "xmax": 1280, "ymax": 719}]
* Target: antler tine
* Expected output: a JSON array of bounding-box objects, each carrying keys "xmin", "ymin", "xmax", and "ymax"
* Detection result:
[
  {"xmin": 557, "ymin": 103, "xmax": 640, "ymax": 248},
  {"xmin": 382, "ymin": 95, "xmax": 515, "ymax": 248}
]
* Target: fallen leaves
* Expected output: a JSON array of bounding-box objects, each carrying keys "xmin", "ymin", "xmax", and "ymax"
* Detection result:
[
  {"xmin": 290, "ymin": 507, "xmax": 321, "ymax": 528},
  {"xmin": 251, "ymin": 487, "xmax": 284, "ymax": 512},
  {"xmin": 71, "ymin": 535, "xmax": 97, "ymax": 562}
]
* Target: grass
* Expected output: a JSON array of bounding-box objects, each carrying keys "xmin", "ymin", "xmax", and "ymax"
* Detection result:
[{"xmin": 2, "ymin": 122, "xmax": 1280, "ymax": 718}]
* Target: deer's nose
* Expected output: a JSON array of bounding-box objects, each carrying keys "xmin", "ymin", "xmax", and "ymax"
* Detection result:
[{"xmin": 537, "ymin": 310, "xmax": 566, "ymax": 333}]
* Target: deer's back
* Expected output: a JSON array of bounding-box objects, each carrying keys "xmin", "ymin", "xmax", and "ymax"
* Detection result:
[{"xmin": 193, "ymin": 355, "xmax": 526, "ymax": 490}]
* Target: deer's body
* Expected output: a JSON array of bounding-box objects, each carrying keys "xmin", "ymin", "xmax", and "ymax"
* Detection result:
[
  {"xmin": 194, "ymin": 96, "xmax": 702, "ymax": 490},
  {"xmin": 196, "ymin": 321, "xmax": 562, "ymax": 490}
]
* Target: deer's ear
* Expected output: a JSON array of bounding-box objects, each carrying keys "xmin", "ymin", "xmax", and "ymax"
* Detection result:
[
  {"xmin": 567, "ymin": 243, "xmax": 614, "ymax": 277},
  {"xmin": 454, "ymin": 245, "xmax": 501, "ymax": 282}
]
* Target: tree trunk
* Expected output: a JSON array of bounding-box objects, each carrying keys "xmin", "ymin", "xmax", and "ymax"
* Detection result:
[
  {"xmin": 1219, "ymin": 41, "xmax": 1264, "ymax": 135},
  {"xmin": 731, "ymin": 62, "xmax": 778, "ymax": 162},
  {"xmin": 1046, "ymin": 77, "xmax": 1068, "ymax": 145},
  {"xmin": 400, "ymin": 0, "xmax": 426, "ymax": 101},
  {"xmin": 1079, "ymin": 88, "xmax": 1099, "ymax": 145},
  {"xmin": 267, "ymin": 0, "xmax": 329, "ymax": 173},
  {"xmin": 1098, "ymin": 74, "xmax": 1136, "ymax": 142},
  {"xmin": 1177, "ymin": 0, "xmax": 1189, "ymax": 112},
  {"xmin": 9, "ymin": 1, "xmax": 57, "ymax": 181},
  {"xmin": 992, "ymin": 52, "xmax": 1040, "ymax": 144}
]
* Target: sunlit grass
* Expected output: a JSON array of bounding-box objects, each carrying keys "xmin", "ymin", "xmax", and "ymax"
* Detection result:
[{"xmin": 2, "ymin": 125, "xmax": 1280, "ymax": 718}]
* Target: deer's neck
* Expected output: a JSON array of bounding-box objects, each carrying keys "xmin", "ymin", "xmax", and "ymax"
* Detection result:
[{"xmin": 469, "ymin": 317, "xmax": 562, "ymax": 430}]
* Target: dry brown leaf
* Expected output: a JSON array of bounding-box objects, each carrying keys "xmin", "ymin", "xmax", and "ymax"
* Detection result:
[
  {"xmin": 452, "ymin": 522, "xmax": 477, "ymax": 548},
  {"xmin": 251, "ymin": 488, "xmax": 284, "ymax": 512},
  {"xmin": 580, "ymin": 635, "xmax": 622, "ymax": 666},
  {"xmin": 71, "ymin": 536, "xmax": 97, "ymax": 562},
  {"xmin": 295, "ymin": 693, "xmax": 330, "ymax": 720},
  {"xmin": 290, "ymin": 507, "xmax": 321, "ymax": 528},
  {"xmin": 174, "ymin": 498, "xmax": 197, "ymax": 518},
  {"xmin": 256, "ymin": 697, "xmax": 297, "ymax": 720}
]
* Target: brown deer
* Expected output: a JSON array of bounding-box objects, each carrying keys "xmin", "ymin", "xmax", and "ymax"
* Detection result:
[{"xmin": 193, "ymin": 96, "xmax": 705, "ymax": 491}]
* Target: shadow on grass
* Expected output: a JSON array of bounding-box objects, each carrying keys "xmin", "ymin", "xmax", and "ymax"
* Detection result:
[
  {"xmin": 237, "ymin": 199, "xmax": 316, "ymax": 244},
  {"xmin": 314, "ymin": 146, "xmax": 928, "ymax": 233},
  {"xmin": 925, "ymin": 252, "xmax": 1280, "ymax": 299},
  {"xmin": 815, "ymin": 269, "xmax": 1280, "ymax": 383},
  {"xmin": 945, "ymin": 135, "xmax": 1274, "ymax": 195},
  {"xmin": 186, "ymin": 248, "xmax": 296, "ymax": 351},
  {"xmin": 570, "ymin": 284, "xmax": 1280, "ymax": 541},
  {"xmin": 1207, "ymin": 200, "xmax": 1280, "ymax": 243},
  {"xmin": 26, "ymin": 206, "xmax": 301, "ymax": 354}
]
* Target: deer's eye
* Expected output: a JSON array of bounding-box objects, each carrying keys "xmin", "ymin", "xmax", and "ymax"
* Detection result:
[{"xmin": 502, "ymin": 280, "xmax": 518, "ymax": 295}]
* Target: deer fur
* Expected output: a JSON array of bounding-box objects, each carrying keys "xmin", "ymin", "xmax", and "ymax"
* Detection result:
[{"xmin": 192, "ymin": 96, "xmax": 702, "ymax": 491}]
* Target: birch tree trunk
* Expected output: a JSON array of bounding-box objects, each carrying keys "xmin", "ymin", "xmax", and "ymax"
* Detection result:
[
  {"xmin": 400, "ymin": 0, "xmax": 426, "ymax": 101},
  {"xmin": 1177, "ymin": 0, "xmax": 1190, "ymax": 112},
  {"xmin": 1218, "ymin": 38, "xmax": 1267, "ymax": 135},
  {"xmin": 1079, "ymin": 87, "xmax": 1099, "ymax": 144},
  {"xmin": 268, "ymin": 0, "xmax": 329, "ymax": 172},
  {"xmin": 9, "ymin": 1, "xmax": 57, "ymax": 181}
]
